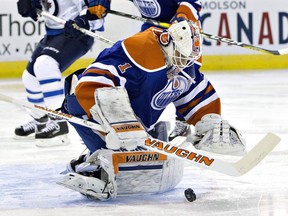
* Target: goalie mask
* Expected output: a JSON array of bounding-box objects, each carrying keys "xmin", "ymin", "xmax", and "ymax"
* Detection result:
[{"xmin": 159, "ymin": 20, "xmax": 202, "ymax": 69}]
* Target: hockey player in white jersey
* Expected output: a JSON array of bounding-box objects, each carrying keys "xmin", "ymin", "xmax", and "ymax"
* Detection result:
[
  {"xmin": 15, "ymin": 0, "xmax": 106, "ymax": 146},
  {"xmin": 57, "ymin": 19, "xmax": 246, "ymax": 200}
]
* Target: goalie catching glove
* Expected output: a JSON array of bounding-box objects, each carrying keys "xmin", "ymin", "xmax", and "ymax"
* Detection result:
[{"xmin": 187, "ymin": 114, "xmax": 246, "ymax": 155}]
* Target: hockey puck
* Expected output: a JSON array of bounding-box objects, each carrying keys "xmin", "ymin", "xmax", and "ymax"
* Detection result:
[{"xmin": 184, "ymin": 188, "xmax": 196, "ymax": 202}]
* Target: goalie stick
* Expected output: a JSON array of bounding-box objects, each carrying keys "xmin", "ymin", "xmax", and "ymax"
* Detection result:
[
  {"xmin": 0, "ymin": 93, "xmax": 281, "ymax": 177},
  {"xmin": 36, "ymin": 9, "xmax": 115, "ymax": 45},
  {"xmin": 107, "ymin": 9, "xmax": 288, "ymax": 56},
  {"xmin": 200, "ymin": 32, "xmax": 288, "ymax": 55}
]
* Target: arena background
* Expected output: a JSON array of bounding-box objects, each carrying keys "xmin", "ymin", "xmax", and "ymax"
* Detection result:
[{"xmin": 0, "ymin": 0, "xmax": 287, "ymax": 78}]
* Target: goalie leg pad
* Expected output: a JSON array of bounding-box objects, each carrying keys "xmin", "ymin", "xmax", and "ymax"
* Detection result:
[
  {"xmin": 59, "ymin": 146, "xmax": 185, "ymax": 200},
  {"xmin": 101, "ymin": 149, "xmax": 185, "ymax": 195},
  {"xmin": 91, "ymin": 87, "xmax": 148, "ymax": 150}
]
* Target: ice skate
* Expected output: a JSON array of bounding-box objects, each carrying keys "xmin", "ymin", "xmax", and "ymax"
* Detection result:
[
  {"xmin": 14, "ymin": 115, "xmax": 48, "ymax": 139},
  {"xmin": 64, "ymin": 152, "xmax": 100, "ymax": 174},
  {"xmin": 35, "ymin": 117, "xmax": 70, "ymax": 147},
  {"xmin": 168, "ymin": 120, "xmax": 191, "ymax": 141}
]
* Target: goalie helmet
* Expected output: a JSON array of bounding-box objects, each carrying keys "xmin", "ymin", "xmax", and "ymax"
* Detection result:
[{"xmin": 159, "ymin": 20, "xmax": 202, "ymax": 69}]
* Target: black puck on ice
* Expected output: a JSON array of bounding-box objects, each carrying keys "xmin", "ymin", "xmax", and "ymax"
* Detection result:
[{"xmin": 184, "ymin": 188, "xmax": 196, "ymax": 202}]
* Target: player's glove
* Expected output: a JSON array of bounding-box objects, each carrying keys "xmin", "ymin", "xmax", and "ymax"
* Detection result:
[
  {"xmin": 17, "ymin": 0, "xmax": 42, "ymax": 21},
  {"xmin": 86, "ymin": 0, "xmax": 111, "ymax": 20},
  {"xmin": 187, "ymin": 114, "xmax": 246, "ymax": 156},
  {"xmin": 64, "ymin": 15, "xmax": 90, "ymax": 39}
]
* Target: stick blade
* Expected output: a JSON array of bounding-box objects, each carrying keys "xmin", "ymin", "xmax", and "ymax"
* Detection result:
[{"xmin": 234, "ymin": 133, "xmax": 281, "ymax": 176}]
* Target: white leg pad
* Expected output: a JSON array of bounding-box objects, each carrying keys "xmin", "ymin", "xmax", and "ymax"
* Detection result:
[
  {"xmin": 100, "ymin": 149, "xmax": 185, "ymax": 195},
  {"xmin": 58, "ymin": 148, "xmax": 184, "ymax": 200}
]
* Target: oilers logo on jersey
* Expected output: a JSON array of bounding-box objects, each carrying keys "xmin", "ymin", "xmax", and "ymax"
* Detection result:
[
  {"xmin": 133, "ymin": 0, "xmax": 161, "ymax": 18},
  {"xmin": 151, "ymin": 75, "xmax": 190, "ymax": 110}
]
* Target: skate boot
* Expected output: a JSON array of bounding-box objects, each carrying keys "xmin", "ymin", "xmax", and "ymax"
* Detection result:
[
  {"xmin": 64, "ymin": 151, "xmax": 101, "ymax": 174},
  {"xmin": 35, "ymin": 116, "xmax": 70, "ymax": 147},
  {"xmin": 14, "ymin": 115, "xmax": 49, "ymax": 139},
  {"xmin": 57, "ymin": 150, "xmax": 116, "ymax": 201},
  {"xmin": 66, "ymin": 153, "xmax": 88, "ymax": 173},
  {"xmin": 168, "ymin": 120, "xmax": 191, "ymax": 141}
]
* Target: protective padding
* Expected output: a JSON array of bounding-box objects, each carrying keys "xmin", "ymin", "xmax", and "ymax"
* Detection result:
[
  {"xmin": 99, "ymin": 149, "xmax": 185, "ymax": 195},
  {"xmin": 93, "ymin": 87, "xmax": 148, "ymax": 150},
  {"xmin": 33, "ymin": 55, "xmax": 64, "ymax": 109}
]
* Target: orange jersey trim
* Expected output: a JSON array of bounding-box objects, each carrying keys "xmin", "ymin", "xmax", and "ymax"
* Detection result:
[
  {"xmin": 123, "ymin": 28, "xmax": 166, "ymax": 71},
  {"xmin": 75, "ymin": 81, "xmax": 112, "ymax": 118},
  {"xmin": 83, "ymin": 68, "xmax": 118, "ymax": 84},
  {"xmin": 177, "ymin": 4, "xmax": 198, "ymax": 22},
  {"xmin": 75, "ymin": 68, "xmax": 119, "ymax": 117},
  {"xmin": 186, "ymin": 98, "xmax": 221, "ymax": 125},
  {"xmin": 178, "ymin": 84, "xmax": 215, "ymax": 115}
]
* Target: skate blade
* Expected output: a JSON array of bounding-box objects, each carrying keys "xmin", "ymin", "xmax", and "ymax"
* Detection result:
[
  {"xmin": 36, "ymin": 134, "xmax": 70, "ymax": 147},
  {"xmin": 13, "ymin": 134, "xmax": 35, "ymax": 141}
]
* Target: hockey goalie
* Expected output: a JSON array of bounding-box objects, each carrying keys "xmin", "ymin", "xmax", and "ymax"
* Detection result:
[{"xmin": 58, "ymin": 20, "xmax": 246, "ymax": 200}]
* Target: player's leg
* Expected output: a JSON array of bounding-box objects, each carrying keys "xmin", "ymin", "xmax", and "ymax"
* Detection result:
[
  {"xmin": 31, "ymin": 53, "xmax": 69, "ymax": 146},
  {"xmin": 34, "ymin": 34, "xmax": 93, "ymax": 146},
  {"xmin": 14, "ymin": 37, "xmax": 49, "ymax": 138},
  {"xmin": 60, "ymin": 70, "xmax": 108, "ymax": 173}
]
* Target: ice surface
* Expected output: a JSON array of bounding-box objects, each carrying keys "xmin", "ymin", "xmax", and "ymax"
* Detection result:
[{"xmin": 0, "ymin": 70, "xmax": 287, "ymax": 216}]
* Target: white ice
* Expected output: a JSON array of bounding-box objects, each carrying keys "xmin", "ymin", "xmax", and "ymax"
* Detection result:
[{"xmin": 0, "ymin": 69, "xmax": 287, "ymax": 216}]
